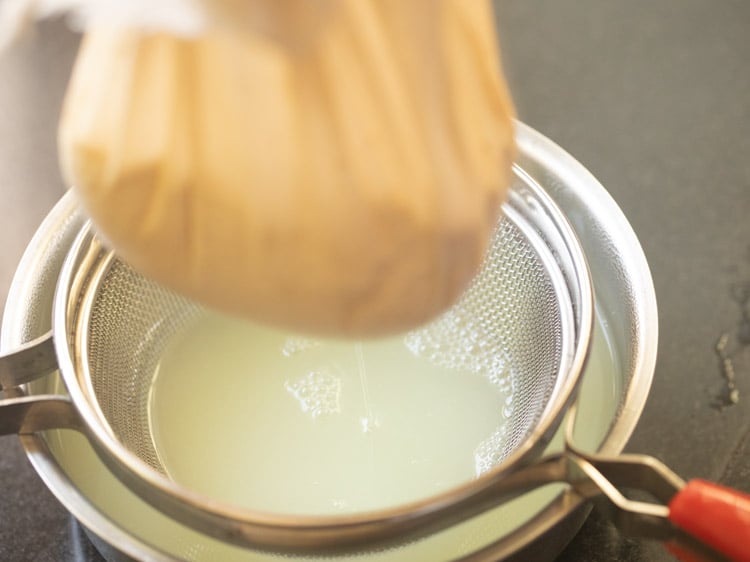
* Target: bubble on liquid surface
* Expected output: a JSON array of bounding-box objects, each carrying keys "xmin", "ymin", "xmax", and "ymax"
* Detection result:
[
  {"xmin": 473, "ymin": 425, "xmax": 511, "ymax": 476},
  {"xmin": 405, "ymin": 309, "xmax": 512, "ymax": 390},
  {"xmin": 284, "ymin": 369, "xmax": 341, "ymax": 418}
]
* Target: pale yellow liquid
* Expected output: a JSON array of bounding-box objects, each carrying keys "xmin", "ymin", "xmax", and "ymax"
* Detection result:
[
  {"xmin": 148, "ymin": 313, "xmax": 518, "ymax": 514},
  {"xmin": 44, "ymin": 308, "xmax": 619, "ymax": 561}
]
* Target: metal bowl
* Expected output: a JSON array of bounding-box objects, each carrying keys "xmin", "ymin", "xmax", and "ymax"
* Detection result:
[{"xmin": 1, "ymin": 123, "xmax": 657, "ymax": 561}]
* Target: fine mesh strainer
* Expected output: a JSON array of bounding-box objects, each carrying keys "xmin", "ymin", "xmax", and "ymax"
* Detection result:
[
  {"xmin": 0, "ymin": 166, "xmax": 746, "ymax": 561},
  {"xmin": 81, "ymin": 187, "xmax": 574, "ymax": 480},
  {"xmin": 0, "ymin": 167, "xmax": 590, "ymax": 553}
]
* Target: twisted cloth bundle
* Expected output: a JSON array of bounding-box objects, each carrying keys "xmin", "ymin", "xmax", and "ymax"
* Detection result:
[{"xmin": 6, "ymin": 0, "xmax": 516, "ymax": 336}]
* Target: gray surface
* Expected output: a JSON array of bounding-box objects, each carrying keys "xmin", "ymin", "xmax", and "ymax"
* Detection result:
[{"xmin": 1, "ymin": 1, "xmax": 749, "ymax": 561}]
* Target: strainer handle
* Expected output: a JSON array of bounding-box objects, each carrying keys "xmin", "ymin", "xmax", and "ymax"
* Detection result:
[
  {"xmin": 0, "ymin": 393, "xmax": 81, "ymax": 434},
  {"xmin": 0, "ymin": 331, "xmax": 58, "ymax": 390},
  {"xmin": 0, "ymin": 332, "xmax": 80, "ymax": 434},
  {"xmin": 567, "ymin": 451, "xmax": 747, "ymax": 562}
]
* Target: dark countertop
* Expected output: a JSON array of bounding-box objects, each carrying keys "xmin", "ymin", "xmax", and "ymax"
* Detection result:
[{"xmin": 1, "ymin": 1, "xmax": 749, "ymax": 560}]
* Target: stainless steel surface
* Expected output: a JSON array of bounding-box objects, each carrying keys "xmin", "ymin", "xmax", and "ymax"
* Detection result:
[
  {"xmin": 2, "ymin": 119, "xmax": 657, "ymax": 561},
  {"xmin": 0, "ymin": 157, "xmax": 594, "ymax": 553},
  {"xmin": 0, "ymin": 330, "xmax": 56, "ymax": 389},
  {"xmin": 0, "ymin": 393, "xmax": 79, "ymax": 434},
  {"xmin": 2, "ymin": 194, "xmax": 174, "ymax": 562}
]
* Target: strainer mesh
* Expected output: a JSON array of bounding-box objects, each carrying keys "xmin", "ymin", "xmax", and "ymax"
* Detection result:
[
  {"xmin": 83, "ymin": 213, "xmax": 565, "ymax": 477},
  {"xmin": 406, "ymin": 216, "xmax": 563, "ymax": 468},
  {"xmin": 86, "ymin": 260, "xmax": 198, "ymax": 471}
]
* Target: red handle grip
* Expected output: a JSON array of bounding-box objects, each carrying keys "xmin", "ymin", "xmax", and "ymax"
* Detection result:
[{"xmin": 668, "ymin": 479, "xmax": 750, "ymax": 562}]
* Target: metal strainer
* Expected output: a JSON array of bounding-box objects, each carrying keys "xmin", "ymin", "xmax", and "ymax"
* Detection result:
[
  {"xmin": 0, "ymin": 165, "xmax": 592, "ymax": 554},
  {"xmin": 80, "ymin": 183, "xmax": 579, "ymax": 480},
  {"xmin": 7, "ymin": 163, "xmax": 746, "ymax": 561}
]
